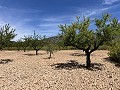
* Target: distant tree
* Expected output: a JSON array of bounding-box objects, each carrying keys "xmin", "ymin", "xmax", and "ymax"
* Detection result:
[
  {"xmin": 59, "ymin": 14, "xmax": 119, "ymax": 68},
  {"xmin": 0, "ymin": 24, "xmax": 17, "ymax": 50},
  {"xmin": 57, "ymin": 41, "xmax": 64, "ymax": 51},
  {"xmin": 46, "ymin": 35, "xmax": 64, "ymax": 51},
  {"xmin": 29, "ymin": 31, "xmax": 45, "ymax": 55},
  {"xmin": 45, "ymin": 43, "xmax": 54, "ymax": 59},
  {"xmin": 16, "ymin": 39, "xmax": 22, "ymax": 51},
  {"xmin": 22, "ymin": 36, "xmax": 31, "ymax": 52},
  {"xmin": 45, "ymin": 40, "xmax": 57, "ymax": 59},
  {"xmin": 55, "ymin": 35, "xmax": 64, "ymax": 51}
]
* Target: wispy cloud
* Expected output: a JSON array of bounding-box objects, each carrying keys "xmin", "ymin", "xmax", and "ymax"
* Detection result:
[
  {"xmin": 39, "ymin": 17, "xmax": 64, "ymax": 23},
  {"xmin": 0, "ymin": 5, "xmax": 7, "ymax": 9},
  {"xmin": 21, "ymin": 4, "xmax": 120, "ymax": 38},
  {"xmin": 76, "ymin": 4, "xmax": 120, "ymax": 17},
  {"xmin": 102, "ymin": 0, "xmax": 120, "ymax": 4},
  {"xmin": 0, "ymin": 5, "xmax": 43, "ymax": 40},
  {"xmin": 83, "ymin": 7, "xmax": 111, "ymax": 17}
]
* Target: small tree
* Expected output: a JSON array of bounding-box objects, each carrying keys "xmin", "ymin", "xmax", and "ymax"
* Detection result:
[
  {"xmin": 0, "ymin": 24, "xmax": 17, "ymax": 50},
  {"xmin": 45, "ymin": 40, "xmax": 57, "ymax": 59},
  {"xmin": 29, "ymin": 31, "xmax": 45, "ymax": 55},
  {"xmin": 55, "ymin": 35, "xmax": 64, "ymax": 51},
  {"xmin": 59, "ymin": 14, "xmax": 119, "ymax": 68},
  {"xmin": 108, "ymin": 38, "xmax": 120, "ymax": 63},
  {"xmin": 45, "ymin": 43, "xmax": 54, "ymax": 59},
  {"xmin": 22, "ymin": 36, "xmax": 31, "ymax": 52},
  {"xmin": 16, "ymin": 39, "xmax": 22, "ymax": 51},
  {"xmin": 57, "ymin": 41, "xmax": 64, "ymax": 51}
]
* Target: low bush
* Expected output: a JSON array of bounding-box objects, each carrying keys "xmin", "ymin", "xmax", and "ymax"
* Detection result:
[{"xmin": 108, "ymin": 41, "xmax": 120, "ymax": 63}]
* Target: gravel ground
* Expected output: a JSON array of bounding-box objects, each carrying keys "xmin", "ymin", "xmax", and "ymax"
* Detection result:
[{"xmin": 0, "ymin": 50, "xmax": 120, "ymax": 90}]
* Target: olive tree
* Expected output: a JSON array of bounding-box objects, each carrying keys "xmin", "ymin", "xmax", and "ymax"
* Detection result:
[
  {"xmin": 0, "ymin": 24, "xmax": 17, "ymax": 50},
  {"xmin": 59, "ymin": 14, "xmax": 119, "ymax": 68}
]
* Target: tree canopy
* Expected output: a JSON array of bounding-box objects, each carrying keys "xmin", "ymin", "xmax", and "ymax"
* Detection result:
[
  {"xmin": 0, "ymin": 24, "xmax": 17, "ymax": 50},
  {"xmin": 59, "ymin": 14, "xmax": 120, "ymax": 68}
]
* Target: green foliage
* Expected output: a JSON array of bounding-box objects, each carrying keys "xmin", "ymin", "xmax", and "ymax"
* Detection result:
[
  {"xmin": 98, "ymin": 44, "xmax": 110, "ymax": 50},
  {"xmin": 45, "ymin": 35, "xmax": 66, "ymax": 50},
  {"xmin": 57, "ymin": 41, "xmax": 64, "ymax": 50},
  {"xmin": 15, "ymin": 39, "xmax": 22, "ymax": 51},
  {"xmin": 22, "ymin": 36, "xmax": 32, "ymax": 52},
  {"xmin": 108, "ymin": 19, "xmax": 120, "ymax": 64},
  {"xmin": 59, "ymin": 14, "xmax": 120, "ymax": 68},
  {"xmin": 108, "ymin": 38, "xmax": 120, "ymax": 63},
  {"xmin": 45, "ymin": 43, "xmax": 57, "ymax": 59},
  {"xmin": 44, "ymin": 38, "xmax": 57, "ymax": 59},
  {"xmin": 109, "ymin": 44, "xmax": 120, "ymax": 63},
  {"xmin": 0, "ymin": 24, "xmax": 17, "ymax": 50},
  {"xmin": 28, "ymin": 31, "xmax": 45, "ymax": 55}
]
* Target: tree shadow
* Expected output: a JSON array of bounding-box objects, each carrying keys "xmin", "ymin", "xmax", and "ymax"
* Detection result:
[
  {"xmin": 51, "ymin": 60, "xmax": 103, "ymax": 71},
  {"xmin": 70, "ymin": 53, "xmax": 85, "ymax": 56},
  {"xmin": 43, "ymin": 57, "xmax": 55, "ymax": 59},
  {"xmin": 70, "ymin": 53, "xmax": 95, "ymax": 57},
  {"xmin": 0, "ymin": 59, "xmax": 13, "ymax": 64},
  {"xmin": 23, "ymin": 53, "xmax": 45, "ymax": 56},
  {"xmin": 104, "ymin": 57, "xmax": 120, "ymax": 68}
]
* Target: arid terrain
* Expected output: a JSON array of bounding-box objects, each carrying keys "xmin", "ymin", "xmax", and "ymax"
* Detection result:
[{"xmin": 0, "ymin": 50, "xmax": 120, "ymax": 90}]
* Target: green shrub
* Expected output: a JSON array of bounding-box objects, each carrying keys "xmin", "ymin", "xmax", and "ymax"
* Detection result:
[{"xmin": 108, "ymin": 42, "xmax": 120, "ymax": 63}]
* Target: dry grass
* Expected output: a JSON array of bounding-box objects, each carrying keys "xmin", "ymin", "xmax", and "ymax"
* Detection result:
[{"xmin": 0, "ymin": 50, "xmax": 120, "ymax": 90}]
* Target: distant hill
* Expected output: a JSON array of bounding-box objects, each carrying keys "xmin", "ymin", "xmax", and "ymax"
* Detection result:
[{"xmin": 45, "ymin": 35, "xmax": 63, "ymax": 43}]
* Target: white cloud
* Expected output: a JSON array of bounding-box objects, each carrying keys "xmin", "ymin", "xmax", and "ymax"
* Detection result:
[
  {"xmin": 38, "ymin": 23, "xmax": 60, "ymax": 27},
  {"xmin": 0, "ymin": 5, "xmax": 43, "ymax": 40},
  {"xmin": 76, "ymin": 4, "xmax": 119, "ymax": 17},
  {"xmin": 102, "ymin": 0, "xmax": 120, "ymax": 4},
  {"xmin": 39, "ymin": 17, "xmax": 63, "ymax": 22},
  {"xmin": 84, "ymin": 7, "xmax": 110, "ymax": 17}
]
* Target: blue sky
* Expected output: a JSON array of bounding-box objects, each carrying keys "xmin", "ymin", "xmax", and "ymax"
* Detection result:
[{"xmin": 0, "ymin": 0, "xmax": 120, "ymax": 40}]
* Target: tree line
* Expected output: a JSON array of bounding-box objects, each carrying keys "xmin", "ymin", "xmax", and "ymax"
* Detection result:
[{"xmin": 0, "ymin": 13, "xmax": 120, "ymax": 68}]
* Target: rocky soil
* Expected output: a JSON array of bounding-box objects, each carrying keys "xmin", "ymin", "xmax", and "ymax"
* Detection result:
[{"xmin": 0, "ymin": 50, "xmax": 120, "ymax": 90}]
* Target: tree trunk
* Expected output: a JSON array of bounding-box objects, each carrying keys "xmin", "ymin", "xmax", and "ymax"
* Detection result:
[
  {"xmin": 86, "ymin": 52, "xmax": 91, "ymax": 68},
  {"xmin": 0, "ymin": 45, "xmax": 3, "ymax": 51},
  {"xmin": 36, "ymin": 50, "xmax": 38, "ymax": 55},
  {"xmin": 24, "ymin": 47, "xmax": 26, "ymax": 52},
  {"xmin": 49, "ymin": 52, "xmax": 52, "ymax": 59},
  {"xmin": 0, "ymin": 48, "xmax": 3, "ymax": 51},
  {"xmin": 17, "ymin": 48, "xmax": 20, "ymax": 51},
  {"xmin": 59, "ymin": 46, "xmax": 61, "ymax": 51}
]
